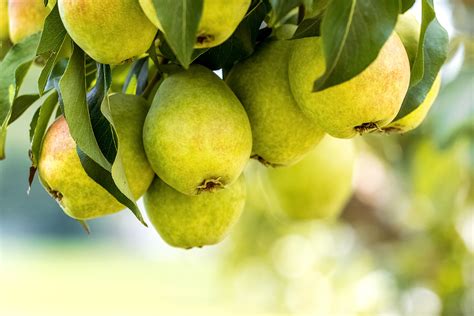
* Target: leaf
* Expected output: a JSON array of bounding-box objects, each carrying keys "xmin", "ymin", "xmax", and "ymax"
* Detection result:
[
  {"xmin": 394, "ymin": 1, "xmax": 448, "ymax": 119},
  {"xmin": 28, "ymin": 91, "xmax": 58, "ymax": 188},
  {"xmin": 38, "ymin": 36, "xmax": 71, "ymax": 95},
  {"xmin": 400, "ymin": 0, "xmax": 416, "ymax": 13},
  {"xmin": 313, "ymin": 0, "xmax": 399, "ymax": 91},
  {"xmin": 292, "ymin": 16, "xmax": 322, "ymax": 39},
  {"xmin": 0, "ymin": 33, "xmax": 41, "ymax": 159},
  {"xmin": 152, "ymin": 0, "xmax": 204, "ymax": 68},
  {"xmin": 36, "ymin": 4, "xmax": 67, "ymax": 56},
  {"xmin": 123, "ymin": 58, "xmax": 149, "ymax": 95},
  {"xmin": 268, "ymin": 0, "xmax": 303, "ymax": 27},
  {"xmin": 58, "ymin": 45, "xmax": 111, "ymax": 170},
  {"xmin": 195, "ymin": 0, "xmax": 270, "ymax": 71},
  {"xmin": 8, "ymin": 94, "xmax": 40, "ymax": 125}
]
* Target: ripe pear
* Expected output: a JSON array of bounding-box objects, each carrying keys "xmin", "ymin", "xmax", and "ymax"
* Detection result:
[
  {"xmin": 0, "ymin": 0, "xmax": 8, "ymax": 41},
  {"xmin": 143, "ymin": 65, "xmax": 252, "ymax": 196},
  {"xmin": 289, "ymin": 33, "xmax": 411, "ymax": 138},
  {"xmin": 395, "ymin": 12, "xmax": 420, "ymax": 66},
  {"xmin": 266, "ymin": 136, "xmax": 356, "ymax": 220},
  {"xmin": 382, "ymin": 75, "xmax": 441, "ymax": 133},
  {"xmin": 226, "ymin": 39, "xmax": 324, "ymax": 167},
  {"xmin": 144, "ymin": 175, "xmax": 246, "ymax": 249},
  {"xmin": 8, "ymin": 0, "xmax": 52, "ymax": 44},
  {"xmin": 58, "ymin": 0, "xmax": 157, "ymax": 64},
  {"xmin": 139, "ymin": 0, "xmax": 250, "ymax": 48},
  {"xmin": 38, "ymin": 94, "xmax": 154, "ymax": 220}
]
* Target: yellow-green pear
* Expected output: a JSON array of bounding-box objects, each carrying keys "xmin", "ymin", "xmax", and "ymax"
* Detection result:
[
  {"xmin": 8, "ymin": 0, "xmax": 52, "ymax": 44},
  {"xmin": 383, "ymin": 75, "xmax": 441, "ymax": 133},
  {"xmin": 395, "ymin": 12, "xmax": 420, "ymax": 66},
  {"xmin": 143, "ymin": 65, "xmax": 252, "ymax": 196},
  {"xmin": 58, "ymin": 0, "xmax": 157, "ymax": 64},
  {"xmin": 0, "ymin": 0, "xmax": 8, "ymax": 40},
  {"xmin": 382, "ymin": 14, "xmax": 442, "ymax": 133},
  {"xmin": 38, "ymin": 94, "xmax": 155, "ymax": 220},
  {"xmin": 144, "ymin": 175, "xmax": 246, "ymax": 249},
  {"xmin": 289, "ymin": 33, "xmax": 411, "ymax": 138},
  {"xmin": 266, "ymin": 136, "xmax": 356, "ymax": 220},
  {"xmin": 226, "ymin": 39, "xmax": 324, "ymax": 167},
  {"xmin": 139, "ymin": 0, "xmax": 250, "ymax": 48}
]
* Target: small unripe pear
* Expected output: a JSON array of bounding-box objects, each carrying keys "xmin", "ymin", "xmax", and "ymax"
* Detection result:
[
  {"xmin": 0, "ymin": 0, "xmax": 9, "ymax": 41},
  {"xmin": 226, "ymin": 39, "xmax": 324, "ymax": 167},
  {"xmin": 8, "ymin": 0, "xmax": 52, "ymax": 44},
  {"xmin": 58, "ymin": 0, "xmax": 157, "ymax": 64},
  {"xmin": 266, "ymin": 136, "xmax": 356, "ymax": 220},
  {"xmin": 395, "ymin": 12, "xmax": 420, "ymax": 66},
  {"xmin": 139, "ymin": 0, "xmax": 250, "ymax": 48},
  {"xmin": 38, "ymin": 94, "xmax": 154, "ymax": 220},
  {"xmin": 289, "ymin": 33, "xmax": 410, "ymax": 138},
  {"xmin": 144, "ymin": 175, "xmax": 246, "ymax": 249},
  {"xmin": 143, "ymin": 65, "xmax": 252, "ymax": 195}
]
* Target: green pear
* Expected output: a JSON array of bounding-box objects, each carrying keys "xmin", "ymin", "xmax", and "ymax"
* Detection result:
[
  {"xmin": 58, "ymin": 0, "xmax": 157, "ymax": 65},
  {"xmin": 395, "ymin": 12, "xmax": 420, "ymax": 66},
  {"xmin": 0, "ymin": 0, "xmax": 8, "ymax": 41},
  {"xmin": 144, "ymin": 175, "xmax": 246, "ymax": 249},
  {"xmin": 143, "ymin": 65, "xmax": 252, "ymax": 196},
  {"xmin": 8, "ymin": 0, "xmax": 52, "ymax": 44},
  {"xmin": 273, "ymin": 24, "xmax": 298, "ymax": 40},
  {"xmin": 382, "ymin": 14, "xmax": 441, "ymax": 133},
  {"xmin": 289, "ymin": 33, "xmax": 411, "ymax": 138},
  {"xmin": 139, "ymin": 0, "xmax": 250, "ymax": 48},
  {"xmin": 382, "ymin": 75, "xmax": 441, "ymax": 133},
  {"xmin": 266, "ymin": 136, "xmax": 356, "ymax": 220},
  {"xmin": 38, "ymin": 94, "xmax": 155, "ymax": 220},
  {"xmin": 226, "ymin": 39, "xmax": 324, "ymax": 167}
]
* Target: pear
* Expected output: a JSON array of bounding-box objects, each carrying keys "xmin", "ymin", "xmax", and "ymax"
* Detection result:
[
  {"xmin": 273, "ymin": 24, "xmax": 298, "ymax": 40},
  {"xmin": 143, "ymin": 65, "xmax": 252, "ymax": 196},
  {"xmin": 58, "ymin": 0, "xmax": 157, "ymax": 65},
  {"xmin": 226, "ymin": 39, "xmax": 324, "ymax": 167},
  {"xmin": 266, "ymin": 136, "xmax": 356, "ymax": 220},
  {"xmin": 0, "ymin": 0, "xmax": 8, "ymax": 41},
  {"xmin": 38, "ymin": 94, "xmax": 154, "ymax": 220},
  {"xmin": 288, "ymin": 33, "xmax": 411, "ymax": 138},
  {"xmin": 8, "ymin": 0, "xmax": 52, "ymax": 44},
  {"xmin": 382, "ymin": 15, "xmax": 442, "ymax": 133},
  {"xmin": 144, "ymin": 175, "xmax": 246, "ymax": 249},
  {"xmin": 139, "ymin": 0, "xmax": 250, "ymax": 48}
]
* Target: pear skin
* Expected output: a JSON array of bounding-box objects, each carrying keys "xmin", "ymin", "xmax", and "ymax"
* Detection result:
[
  {"xmin": 143, "ymin": 65, "xmax": 252, "ymax": 196},
  {"xmin": 58, "ymin": 0, "xmax": 157, "ymax": 64},
  {"xmin": 226, "ymin": 39, "xmax": 324, "ymax": 167},
  {"xmin": 38, "ymin": 95, "xmax": 154, "ymax": 220},
  {"xmin": 139, "ymin": 0, "xmax": 250, "ymax": 48},
  {"xmin": 0, "ymin": 0, "xmax": 8, "ymax": 41},
  {"xmin": 266, "ymin": 136, "xmax": 356, "ymax": 220},
  {"xmin": 289, "ymin": 33, "xmax": 410, "ymax": 138},
  {"xmin": 144, "ymin": 176, "xmax": 246, "ymax": 249},
  {"xmin": 8, "ymin": 0, "xmax": 52, "ymax": 44},
  {"xmin": 395, "ymin": 12, "xmax": 420, "ymax": 66}
]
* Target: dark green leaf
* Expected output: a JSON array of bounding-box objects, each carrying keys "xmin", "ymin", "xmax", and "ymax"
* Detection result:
[
  {"xmin": 313, "ymin": 0, "xmax": 399, "ymax": 91},
  {"xmin": 292, "ymin": 16, "xmax": 322, "ymax": 38},
  {"xmin": 123, "ymin": 58, "xmax": 148, "ymax": 94},
  {"xmin": 196, "ymin": 0, "xmax": 270, "ymax": 71},
  {"xmin": 400, "ymin": 0, "xmax": 416, "ymax": 13},
  {"xmin": 58, "ymin": 44, "xmax": 111, "ymax": 170},
  {"xmin": 0, "ymin": 33, "xmax": 41, "ymax": 159},
  {"xmin": 36, "ymin": 4, "xmax": 67, "ymax": 56},
  {"xmin": 152, "ymin": 0, "xmax": 204, "ymax": 68},
  {"xmin": 38, "ymin": 36, "xmax": 71, "ymax": 95},
  {"xmin": 268, "ymin": 0, "xmax": 303, "ymax": 27},
  {"xmin": 8, "ymin": 94, "xmax": 40, "ymax": 125}
]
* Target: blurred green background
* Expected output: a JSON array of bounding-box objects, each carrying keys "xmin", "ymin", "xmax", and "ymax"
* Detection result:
[{"xmin": 1, "ymin": 1, "xmax": 473, "ymax": 315}]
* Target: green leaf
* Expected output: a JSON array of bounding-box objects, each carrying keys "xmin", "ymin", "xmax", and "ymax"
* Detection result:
[
  {"xmin": 123, "ymin": 58, "xmax": 149, "ymax": 95},
  {"xmin": 196, "ymin": 0, "xmax": 270, "ymax": 71},
  {"xmin": 400, "ymin": 0, "xmax": 416, "ymax": 13},
  {"xmin": 313, "ymin": 0, "xmax": 399, "ymax": 91},
  {"xmin": 268, "ymin": 0, "xmax": 303, "ymax": 27},
  {"xmin": 38, "ymin": 36, "xmax": 71, "ymax": 95},
  {"xmin": 58, "ymin": 44, "xmax": 111, "ymax": 170},
  {"xmin": 152, "ymin": 0, "xmax": 204, "ymax": 68},
  {"xmin": 292, "ymin": 16, "xmax": 322, "ymax": 39},
  {"xmin": 30, "ymin": 91, "xmax": 58, "ymax": 168},
  {"xmin": 394, "ymin": 2, "xmax": 448, "ymax": 119},
  {"xmin": 8, "ymin": 94, "xmax": 40, "ymax": 125},
  {"xmin": 36, "ymin": 4, "xmax": 67, "ymax": 56},
  {"xmin": 0, "ymin": 33, "xmax": 41, "ymax": 159}
]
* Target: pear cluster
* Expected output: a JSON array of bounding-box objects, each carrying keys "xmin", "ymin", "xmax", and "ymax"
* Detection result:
[{"xmin": 19, "ymin": 3, "xmax": 442, "ymax": 250}]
